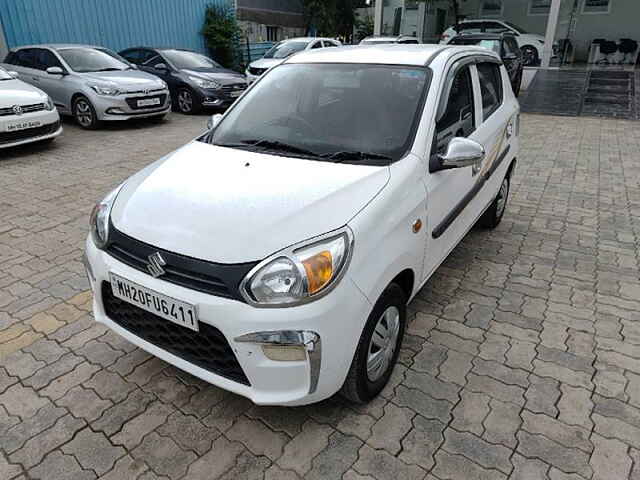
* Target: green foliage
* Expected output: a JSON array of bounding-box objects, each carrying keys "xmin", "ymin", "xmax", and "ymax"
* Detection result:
[
  {"xmin": 301, "ymin": 0, "xmax": 358, "ymax": 41},
  {"xmin": 355, "ymin": 13, "xmax": 374, "ymax": 41},
  {"xmin": 201, "ymin": 3, "xmax": 241, "ymax": 69}
]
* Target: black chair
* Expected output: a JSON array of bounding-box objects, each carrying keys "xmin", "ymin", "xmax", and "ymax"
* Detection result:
[
  {"xmin": 619, "ymin": 39, "xmax": 638, "ymax": 64},
  {"xmin": 598, "ymin": 40, "xmax": 619, "ymax": 63}
]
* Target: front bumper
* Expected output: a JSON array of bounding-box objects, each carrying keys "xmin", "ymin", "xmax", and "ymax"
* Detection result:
[
  {"xmin": 92, "ymin": 90, "xmax": 171, "ymax": 121},
  {"xmin": 194, "ymin": 87, "xmax": 246, "ymax": 109},
  {"xmin": 85, "ymin": 237, "xmax": 371, "ymax": 405},
  {"xmin": 0, "ymin": 110, "xmax": 62, "ymax": 149}
]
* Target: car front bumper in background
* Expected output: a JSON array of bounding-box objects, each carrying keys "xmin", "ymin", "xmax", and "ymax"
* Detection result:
[
  {"xmin": 0, "ymin": 109, "xmax": 62, "ymax": 149},
  {"xmin": 85, "ymin": 236, "xmax": 371, "ymax": 405},
  {"xmin": 92, "ymin": 90, "xmax": 171, "ymax": 121}
]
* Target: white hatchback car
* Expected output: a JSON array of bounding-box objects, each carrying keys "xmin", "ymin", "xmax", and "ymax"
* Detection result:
[
  {"xmin": 0, "ymin": 66, "xmax": 61, "ymax": 149},
  {"xmin": 85, "ymin": 44, "xmax": 519, "ymax": 406}
]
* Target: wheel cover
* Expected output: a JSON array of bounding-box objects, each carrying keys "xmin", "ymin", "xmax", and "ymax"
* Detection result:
[
  {"xmin": 178, "ymin": 91, "xmax": 193, "ymax": 112},
  {"xmin": 522, "ymin": 47, "xmax": 537, "ymax": 66},
  {"xmin": 367, "ymin": 306, "xmax": 400, "ymax": 382},
  {"xmin": 496, "ymin": 178, "xmax": 509, "ymax": 218},
  {"xmin": 75, "ymin": 100, "xmax": 93, "ymax": 127}
]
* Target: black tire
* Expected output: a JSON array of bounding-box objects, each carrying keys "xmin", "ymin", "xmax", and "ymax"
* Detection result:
[
  {"xmin": 479, "ymin": 171, "xmax": 510, "ymax": 229},
  {"xmin": 176, "ymin": 88, "xmax": 201, "ymax": 114},
  {"xmin": 521, "ymin": 45, "xmax": 539, "ymax": 66},
  {"xmin": 73, "ymin": 95, "xmax": 101, "ymax": 130},
  {"xmin": 340, "ymin": 283, "xmax": 407, "ymax": 403}
]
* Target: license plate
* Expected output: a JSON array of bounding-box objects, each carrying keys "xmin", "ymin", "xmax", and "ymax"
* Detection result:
[
  {"xmin": 7, "ymin": 120, "xmax": 41, "ymax": 132},
  {"xmin": 109, "ymin": 273, "xmax": 199, "ymax": 331},
  {"xmin": 137, "ymin": 98, "xmax": 161, "ymax": 107},
  {"xmin": 230, "ymin": 90, "xmax": 242, "ymax": 98}
]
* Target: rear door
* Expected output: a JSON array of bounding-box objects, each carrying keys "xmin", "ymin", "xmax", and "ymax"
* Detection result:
[
  {"xmin": 31, "ymin": 49, "xmax": 68, "ymax": 109},
  {"xmin": 6, "ymin": 49, "xmax": 39, "ymax": 85}
]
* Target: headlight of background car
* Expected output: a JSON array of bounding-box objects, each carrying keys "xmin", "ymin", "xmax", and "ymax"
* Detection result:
[
  {"xmin": 44, "ymin": 96, "xmax": 55, "ymax": 111},
  {"xmin": 89, "ymin": 185, "xmax": 123, "ymax": 249},
  {"xmin": 242, "ymin": 229, "xmax": 353, "ymax": 307},
  {"xmin": 189, "ymin": 76, "xmax": 221, "ymax": 89},
  {"xmin": 90, "ymin": 85, "xmax": 120, "ymax": 96}
]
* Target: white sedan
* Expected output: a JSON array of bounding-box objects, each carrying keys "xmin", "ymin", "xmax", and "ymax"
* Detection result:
[
  {"xmin": 0, "ymin": 67, "xmax": 62, "ymax": 149},
  {"xmin": 85, "ymin": 44, "xmax": 519, "ymax": 406}
]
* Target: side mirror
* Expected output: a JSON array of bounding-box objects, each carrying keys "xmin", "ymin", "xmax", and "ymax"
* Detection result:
[
  {"xmin": 154, "ymin": 63, "xmax": 169, "ymax": 71},
  {"xmin": 7, "ymin": 71, "xmax": 19, "ymax": 78},
  {"xmin": 438, "ymin": 137, "xmax": 485, "ymax": 169},
  {"xmin": 46, "ymin": 66, "xmax": 64, "ymax": 75},
  {"xmin": 207, "ymin": 113, "xmax": 223, "ymax": 130}
]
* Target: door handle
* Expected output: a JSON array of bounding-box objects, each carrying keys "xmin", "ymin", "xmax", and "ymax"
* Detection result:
[{"xmin": 32, "ymin": 77, "xmax": 39, "ymax": 81}]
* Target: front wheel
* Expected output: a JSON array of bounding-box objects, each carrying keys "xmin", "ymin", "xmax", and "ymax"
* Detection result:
[
  {"xmin": 479, "ymin": 172, "xmax": 510, "ymax": 229},
  {"xmin": 176, "ymin": 88, "xmax": 201, "ymax": 114},
  {"xmin": 73, "ymin": 95, "xmax": 101, "ymax": 129},
  {"xmin": 521, "ymin": 45, "xmax": 539, "ymax": 66},
  {"xmin": 340, "ymin": 283, "xmax": 406, "ymax": 403}
]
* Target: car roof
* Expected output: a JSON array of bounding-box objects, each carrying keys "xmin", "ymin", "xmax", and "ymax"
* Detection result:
[
  {"xmin": 12, "ymin": 44, "xmax": 106, "ymax": 51},
  {"xmin": 459, "ymin": 19, "xmax": 506, "ymax": 23},
  {"xmin": 278, "ymin": 37, "xmax": 336, "ymax": 43},
  {"xmin": 285, "ymin": 44, "xmax": 488, "ymax": 66},
  {"xmin": 362, "ymin": 35, "xmax": 416, "ymax": 41},
  {"xmin": 452, "ymin": 32, "xmax": 515, "ymax": 41},
  {"xmin": 120, "ymin": 47, "xmax": 196, "ymax": 53}
]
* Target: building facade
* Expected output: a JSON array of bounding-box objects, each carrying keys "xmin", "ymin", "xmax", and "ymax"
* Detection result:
[{"xmin": 237, "ymin": 0, "xmax": 306, "ymax": 43}]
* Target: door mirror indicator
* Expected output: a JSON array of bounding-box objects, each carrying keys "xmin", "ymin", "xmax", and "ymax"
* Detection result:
[
  {"xmin": 438, "ymin": 137, "xmax": 485, "ymax": 169},
  {"xmin": 46, "ymin": 66, "xmax": 64, "ymax": 75},
  {"xmin": 7, "ymin": 70, "xmax": 19, "ymax": 78},
  {"xmin": 207, "ymin": 113, "xmax": 223, "ymax": 130}
]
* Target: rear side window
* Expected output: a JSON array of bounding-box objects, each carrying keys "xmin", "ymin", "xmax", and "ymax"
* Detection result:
[
  {"xmin": 14, "ymin": 49, "xmax": 37, "ymax": 68},
  {"xmin": 477, "ymin": 62, "xmax": 503, "ymax": 119},
  {"xmin": 458, "ymin": 22, "xmax": 482, "ymax": 33},
  {"xmin": 483, "ymin": 22, "xmax": 510, "ymax": 33}
]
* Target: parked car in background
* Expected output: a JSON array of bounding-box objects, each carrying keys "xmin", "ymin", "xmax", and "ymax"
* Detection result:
[
  {"xmin": 0, "ymin": 66, "xmax": 62, "ymax": 149},
  {"xmin": 440, "ymin": 19, "xmax": 546, "ymax": 66},
  {"xmin": 245, "ymin": 37, "xmax": 342, "ymax": 83},
  {"xmin": 359, "ymin": 36, "xmax": 420, "ymax": 45},
  {"xmin": 85, "ymin": 44, "xmax": 519, "ymax": 406},
  {"xmin": 119, "ymin": 48, "xmax": 248, "ymax": 114},
  {"xmin": 449, "ymin": 33, "xmax": 524, "ymax": 96},
  {"xmin": 3, "ymin": 44, "xmax": 170, "ymax": 129}
]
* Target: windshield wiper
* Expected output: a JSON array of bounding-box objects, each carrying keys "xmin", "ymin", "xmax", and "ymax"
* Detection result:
[
  {"xmin": 321, "ymin": 151, "xmax": 392, "ymax": 163},
  {"xmin": 94, "ymin": 67, "xmax": 124, "ymax": 72},
  {"xmin": 232, "ymin": 139, "xmax": 320, "ymax": 158}
]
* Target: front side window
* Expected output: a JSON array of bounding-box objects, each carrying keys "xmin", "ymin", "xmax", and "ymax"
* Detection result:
[
  {"xmin": 210, "ymin": 63, "xmax": 430, "ymax": 165},
  {"xmin": 477, "ymin": 62, "xmax": 503, "ymax": 119},
  {"xmin": 263, "ymin": 41, "xmax": 309, "ymax": 59},
  {"xmin": 435, "ymin": 66, "xmax": 475, "ymax": 153},
  {"xmin": 161, "ymin": 50, "xmax": 221, "ymax": 69},
  {"xmin": 33, "ymin": 49, "xmax": 62, "ymax": 70},
  {"xmin": 58, "ymin": 48, "xmax": 130, "ymax": 72},
  {"xmin": 310, "ymin": 41, "xmax": 323, "ymax": 49}
]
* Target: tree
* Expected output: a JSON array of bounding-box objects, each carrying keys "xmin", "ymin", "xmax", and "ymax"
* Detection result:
[
  {"xmin": 202, "ymin": 4, "xmax": 242, "ymax": 69},
  {"xmin": 301, "ymin": 0, "xmax": 361, "ymax": 42}
]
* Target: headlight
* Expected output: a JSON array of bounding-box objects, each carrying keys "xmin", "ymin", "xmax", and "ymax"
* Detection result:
[
  {"xmin": 241, "ymin": 228, "xmax": 353, "ymax": 307},
  {"xmin": 189, "ymin": 76, "xmax": 221, "ymax": 89},
  {"xmin": 44, "ymin": 96, "xmax": 55, "ymax": 111},
  {"xmin": 90, "ymin": 85, "xmax": 120, "ymax": 96},
  {"xmin": 160, "ymin": 80, "xmax": 168, "ymax": 90},
  {"xmin": 89, "ymin": 185, "xmax": 123, "ymax": 249}
]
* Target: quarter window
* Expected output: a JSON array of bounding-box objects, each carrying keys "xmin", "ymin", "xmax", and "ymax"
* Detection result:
[
  {"xmin": 477, "ymin": 63, "xmax": 503, "ymax": 120},
  {"xmin": 434, "ymin": 66, "xmax": 475, "ymax": 153}
]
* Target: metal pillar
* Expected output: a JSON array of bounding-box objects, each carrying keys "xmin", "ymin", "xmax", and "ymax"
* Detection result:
[
  {"xmin": 541, "ymin": 0, "xmax": 562, "ymax": 68},
  {"xmin": 374, "ymin": 0, "xmax": 384, "ymax": 36}
]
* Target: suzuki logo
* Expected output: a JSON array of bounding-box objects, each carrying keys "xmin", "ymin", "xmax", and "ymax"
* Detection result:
[
  {"xmin": 147, "ymin": 252, "xmax": 166, "ymax": 278},
  {"xmin": 12, "ymin": 105, "xmax": 23, "ymax": 115}
]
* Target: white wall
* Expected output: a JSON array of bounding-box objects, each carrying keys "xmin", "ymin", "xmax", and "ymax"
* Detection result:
[{"xmin": 0, "ymin": 22, "xmax": 7, "ymax": 61}]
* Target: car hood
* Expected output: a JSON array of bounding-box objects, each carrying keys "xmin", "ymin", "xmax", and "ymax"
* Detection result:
[
  {"xmin": 521, "ymin": 33, "xmax": 545, "ymax": 43},
  {"xmin": 182, "ymin": 69, "xmax": 246, "ymax": 85},
  {"xmin": 0, "ymin": 79, "xmax": 48, "ymax": 107},
  {"xmin": 249, "ymin": 58, "xmax": 284, "ymax": 70},
  {"xmin": 77, "ymin": 70, "xmax": 165, "ymax": 90},
  {"xmin": 111, "ymin": 141, "xmax": 389, "ymax": 263}
]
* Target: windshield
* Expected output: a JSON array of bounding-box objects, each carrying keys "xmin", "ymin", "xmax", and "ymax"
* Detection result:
[
  {"xmin": 161, "ymin": 50, "xmax": 221, "ymax": 70},
  {"xmin": 0, "ymin": 67, "xmax": 12, "ymax": 81},
  {"xmin": 451, "ymin": 38, "xmax": 501, "ymax": 54},
  {"xmin": 58, "ymin": 47, "xmax": 131, "ymax": 72},
  {"xmin": 360, "ymin": 39, "xmax": 395, "ymax": 45},
  {"xmin": 263, "ymin": 41, "xmax": 309, "ymax": 59},
  {"xmin": 504, "ymin": 21, "xmax": 528, "ymax": 34},
  {"xmin": 210, "ymin": 63, "xmax": 430, "ymax": 165}
]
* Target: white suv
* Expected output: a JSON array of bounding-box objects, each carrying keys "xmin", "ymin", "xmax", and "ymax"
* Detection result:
[
  {"xmin": 0, "ymin": 66, "xmax": 62, "ymax": 149},
  {"xmin": 85, "ymin": 44, "xmax": 519, "ymax": 406},
  {"xmin": 441, "ymin": 19, "xmax": 546, "ymax": 66}
]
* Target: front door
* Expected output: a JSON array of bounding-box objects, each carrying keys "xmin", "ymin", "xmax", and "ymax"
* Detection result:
[{"xmin": 423, "ymin": 60, "xmax": 482, "ymax": 279}]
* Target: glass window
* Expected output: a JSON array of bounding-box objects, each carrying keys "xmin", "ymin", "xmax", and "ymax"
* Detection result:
[
  {"xmin": 529, "ymin": 0, "xmax": 551, "ymax": 15},
  {"xmin": 120, "ymin": 49, "xmax": 154, "ymax": 65},
  {"xmin": 14, "ymin": 49, "xmax": 37, "ymax": 69},
  {"xmin": 457, "ymin": 22, "xmax": 483, "ymax": 34},
  {"xmin": 210, "ymin": 64, "xmax": 430, "ymax": 165},
  {"xmin": 33, "ymin": 49, "xmax": 62, "ymax": 70},
  {"xmin": 477, "ymin": 63, "xmax": 503, "ymax": 119},
  {"xmin": 160, "ymin": 50, "xmax": 220, "ymax": 69},
  {"xmin": 58, "ymin": 47, "xmax": 130, "ymax": 72},
  {"xmin": 266, "ymin": 26, "xmax": 279, "ymax": 42},
  {"xmin": 479, "ymin": 0, "xmax": 504, "ymax": 17},
  {"xmin": 503, "ymin": 21, "xmax": 529, "ymax": 33},
  {"xmin": 582, "ymin": 0, "xmax": 611, "ymax": 14},
  {"xmin": 144, "ymin": 55, "xmax": 167, "ymax": 69},
  {"xmin": 310, "ymin": 41, "xmax": 323, "ymax": 49},
  {"xmin": 263, "ymin": 41, "xmax": 309, "ymax": 59},
  {"xmin": 483, "ymin": 22, "xmax": 511, "ymax": 33},
  {"xmin": 322, "ymin": 41, "xmax": 338, "ymax": 48},
  {"xmin": 435, "ymin": 66, "xmax": 475, "ymax": 153},
  {"xmin": 504, "ymin": 38, "xmax": 520, "ymax": 57}
]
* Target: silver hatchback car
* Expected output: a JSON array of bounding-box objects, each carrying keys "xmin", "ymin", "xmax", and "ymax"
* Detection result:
[{"xmin": 2, "ymin": 44, "xmax": 170, "ymax": 129}]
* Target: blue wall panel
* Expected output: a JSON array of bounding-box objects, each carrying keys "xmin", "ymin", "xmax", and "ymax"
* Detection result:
[{"xmin": 0, "ymin": 0, "xmax": 233, "ymax": 54}]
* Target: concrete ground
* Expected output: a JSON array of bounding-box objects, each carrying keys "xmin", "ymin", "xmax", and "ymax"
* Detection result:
[{"xmin": 1, "ymin": 113, "xmax": 640, "ymax": 480}]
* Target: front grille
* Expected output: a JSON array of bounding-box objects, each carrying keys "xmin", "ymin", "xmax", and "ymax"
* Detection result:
[
  {"xmin": 0, "ymin": 103, "xmax": 46, "ymax": 116},
  {"xmin": 221, "ymin": 83, "xmax": 247, "ymax": 93},
  {"xmin": 106, "ymin": 226, "xmax": 258, "ymax": 302},
  {"xmin": 102, "ymin": 283, "xmax": 250, "ymax": 385},
  {"xmin": 123, "ymin": 87, "xmax": 166, "ymax": 95},
  {"xmin": 248, "ymin": 67, "xmax": 266, "ymax": 76},
  {"xmin": 0, "ymin": 121, "xmax": 59, "ymax": 145},
  {"xmin": 124, "ymin": 94, "xmax": 167, "ymax": 110}
]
